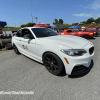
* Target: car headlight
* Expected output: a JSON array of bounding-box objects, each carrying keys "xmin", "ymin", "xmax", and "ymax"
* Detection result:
[{"xmin": 61, "ymin": 49, "xmax": 87, "ymax": 56}]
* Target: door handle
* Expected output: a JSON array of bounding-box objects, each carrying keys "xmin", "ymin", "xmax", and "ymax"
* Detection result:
[{"xmin": 19, "ymin": 40, "xmax": 21, "ymax": 41}]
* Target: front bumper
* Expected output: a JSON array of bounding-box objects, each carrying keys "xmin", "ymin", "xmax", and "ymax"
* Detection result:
[
  {"xmin": 71, "ymin": 61, "xmax": 92, "ymax": 75},
  {"xmin": 60, "ymin": 42, "xmax": 94, "ymax": 75}
]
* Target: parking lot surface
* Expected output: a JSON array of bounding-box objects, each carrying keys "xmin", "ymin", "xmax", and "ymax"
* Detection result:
[{"xmin": 0, "ymin": 37, "xmax": 100, "ymax": 100}]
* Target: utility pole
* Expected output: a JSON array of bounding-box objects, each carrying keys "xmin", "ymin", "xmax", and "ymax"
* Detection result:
[
  {"xmin": 31, "ymin": 14, "xmax": 33, "ymax": 23},
  {"xmin": 7, "ymin": 22, "xmax": 10, "ymax": 31},
  {"xmin": 20, "ymin": 22, "xmax": 21, "ymax": 26},
  {"xmin": 14, "ymin": 23, "xmax": 16, "ymax": 27},
  {"xmin": 34, "ymin": 17, "xmax": 38, "ymax": 24}
]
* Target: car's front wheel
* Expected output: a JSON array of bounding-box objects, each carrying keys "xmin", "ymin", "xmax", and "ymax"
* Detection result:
[
  {"xmin": 43, "ymin": 52, "xmax": 65, "ymax": 75},
  {"xmin": 13, "ymin": 44, "xmax": 20, "ymax": 54},
  {"xmin": 82, "ymin": 35, "xmax": 90, "ymax": 39}
]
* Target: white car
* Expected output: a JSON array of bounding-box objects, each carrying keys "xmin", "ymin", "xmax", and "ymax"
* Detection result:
[{"xmin": 12, "ymin": 27, "xmax": 94, "ymax": 75}]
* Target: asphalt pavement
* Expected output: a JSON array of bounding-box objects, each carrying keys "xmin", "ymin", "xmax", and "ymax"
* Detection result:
[{"xmin": 0, "ymin": 36, "xmax": 100, "ymax": 100}]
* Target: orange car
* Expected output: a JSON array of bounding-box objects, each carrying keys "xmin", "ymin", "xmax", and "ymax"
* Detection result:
[{"xmin": 59, "ymin": 24, "xmax": 95, "ymax": 39}]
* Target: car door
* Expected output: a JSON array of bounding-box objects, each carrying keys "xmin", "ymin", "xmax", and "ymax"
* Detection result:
[
  {"xmin": 20, "ymin": 29, "xmax": 37, "ymax": 58},
  {"xmin": 66, "ymin": 30, "xmax": 74, "ymax": 35},
  {"xmin": 74, "ymin": 30, "xmax": 79, "ymax": 36},
  {"xmin": 14, "ymin": 30, "xmax": 23, "ymax": 51}
]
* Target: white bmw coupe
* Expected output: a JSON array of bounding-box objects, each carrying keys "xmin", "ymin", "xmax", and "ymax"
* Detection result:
[{"xmin": 12, "ymin": 27, "xmax": 94, "ymax": 75}]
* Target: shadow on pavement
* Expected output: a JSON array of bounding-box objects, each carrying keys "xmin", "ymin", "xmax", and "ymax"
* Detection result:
[
  {"xmin": 89, "ymin": 37, "xmax": 95, "ymax": 40},
  {"xmin": 22, "ymin": 54, "xmax": 94, "ymax": 78},
  {"xmin": 58, "ymin": 69, "xmax": 66, "ymax": 77},
  {"xmin": 22, "ymin": 54, "xmax": 44, "ymax": 65},
  {"xmin": 22, "ymin": 54, "xmax": 67, "ymax": 77},
  {"xmin": 95, "ymin": 35, "xmax": 100, "ymax": 37}
]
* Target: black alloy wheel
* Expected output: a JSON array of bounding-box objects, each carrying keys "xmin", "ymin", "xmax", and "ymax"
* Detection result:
[
  {"xmin": 43, "ymin": 53, "xmax": 64, "ymax": 75},
  {"xmin": 13, "ymin": 44, "xmax": 20, "ymax": 54},
  {"xmin": 83, "ymin": 35, "xmax": 90, "ymax": 39}
]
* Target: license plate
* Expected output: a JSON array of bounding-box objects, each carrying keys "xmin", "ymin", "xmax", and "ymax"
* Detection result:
[{"xmin": 88, "ymin": 60, "xmax": 91, "ymax": 67}]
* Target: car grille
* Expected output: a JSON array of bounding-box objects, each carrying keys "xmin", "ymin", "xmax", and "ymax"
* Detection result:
[{"xmin": 89, "ymin": 47, "xmax": 94, "ymax": 55}]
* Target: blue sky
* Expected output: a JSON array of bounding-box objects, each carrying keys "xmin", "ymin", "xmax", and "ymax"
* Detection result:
[{"xmin": 0, "ymin": 0, "xmax": 100, "ymax": 27}]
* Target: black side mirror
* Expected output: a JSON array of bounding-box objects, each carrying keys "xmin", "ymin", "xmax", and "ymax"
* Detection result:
[{"xmin": 23, "ymin": 34, "xmax": 34, "ymax": 39}]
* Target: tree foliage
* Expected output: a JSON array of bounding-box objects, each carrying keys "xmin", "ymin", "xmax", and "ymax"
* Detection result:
[
  {"xmin": 53, "ymin": 19, "xmax": 59, "ymax": 26},
  {"xmin": 20, "ymin": 24, "xmax": 26, "ymax": 27},
  {"xmin": 95, "ymin": 17, "xmax": 100, "ymax": 23},
  {"xmin": 53, "ymin": 19, "xmax": 64, "ymax": 26},
  {"xmin": 47, "ymin": 23, "xmax": 50, "ymax": 26},
  {"xmin": 21, "ymin": 22, "xmax": 36, "ymax": 27},
  {"xmin": 82, "ymin": 21, "xmax": 86, "ymax": 24},
  {"xmin": 72, "ymin": 23, "xmax": 79, "ymax": 25},
  {"xmin": 59, "ymin": 19, "xmax": 63, "ymax": 24},
  {"xmin": 78, "ymin": 17, "xmax": 100, "ymax": 24},
  {"xmin": 86, "ymin": 17, "xmax": 94, "ymax": 24}
]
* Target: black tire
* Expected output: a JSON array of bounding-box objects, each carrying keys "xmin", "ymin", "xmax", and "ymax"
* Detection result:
[
  {"xmin": 0, "ymin": 45, "xmax": 2, "ymax": 49},
  {"xmin": 13, "ymin": 44, "xmax": 20, "ymax": 54},
  {"xmin": 5, "ymin": 43, "xmax": 13, "ymax": 50},
  {"xmin": 43, "ymin": 52, "xmax": 64, "ymax": 75},
  {"xmin": 82, "ymin": 35, "xmax": 90, "ymax": 39}
]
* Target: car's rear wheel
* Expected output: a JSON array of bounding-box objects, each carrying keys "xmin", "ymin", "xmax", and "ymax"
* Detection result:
[
  {"xmin": 43, "ymin": 52, "xmax": 64, "ymax": 75},
  {"xmin": 82, "ymin": 35, "xmax": 90, "ymax": 39},
  {"xmin": 5, "ymin": 43, "xmax": 13, "ymax": 50},
  {"xmin": 13, "ymin": 44, "xmax": 20, "ymax": 54}
]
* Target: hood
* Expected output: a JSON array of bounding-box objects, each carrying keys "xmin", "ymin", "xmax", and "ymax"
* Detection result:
[
  {"xmin": 39, "ymin": 35, "xmax": 89, "ymax": 49},
  {"xmin": 96, "ymin": 25, "xmax": 100, "ymax": 29},
  {"xmin": 80, "ymin": 31, "xmax": 92, "ymax": 34},
  {"xmin": 81, "ymin": 24, "xmax": 94, "ymax": 32}
]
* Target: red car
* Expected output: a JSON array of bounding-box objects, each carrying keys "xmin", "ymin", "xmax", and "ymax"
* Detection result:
[
  {"xmin": 84, "ymin": 25, "xmax": 100, "ymax": 36},
  {"xmin": 59, "ymin": 24, "xmax": 95, "ymax": 39}
]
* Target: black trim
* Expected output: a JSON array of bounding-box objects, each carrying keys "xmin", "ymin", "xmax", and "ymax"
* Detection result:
[{"xmin": 71, "ymin": 65, "xmax": 92, "ymax": 75}]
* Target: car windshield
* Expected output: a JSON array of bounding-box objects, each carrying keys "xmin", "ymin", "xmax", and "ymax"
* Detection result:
[
  {"xmin": 31, "ymin": 28, "xmax": 59, "ymax": 38},
  {"xmin": 74, "ymin": 29, "xmax": 79, "ymax": 32}
]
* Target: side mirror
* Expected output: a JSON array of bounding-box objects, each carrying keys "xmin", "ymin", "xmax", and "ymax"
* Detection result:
[{"xmin": 23, "ymin": 34, "xmax": 34, "ymax": 39}]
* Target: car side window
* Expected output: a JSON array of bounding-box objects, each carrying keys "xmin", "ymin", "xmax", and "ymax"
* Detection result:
[
  {"xmin": 66, "ymin": 30, "xmax": 72, "ymax": 32},
  {"xmin": 16, "ymin": 30, "xmax": 21, "ymax": 37},
  {"xmin": 22, "ymin": 29, "xmax": 34, "ymax": 39}
]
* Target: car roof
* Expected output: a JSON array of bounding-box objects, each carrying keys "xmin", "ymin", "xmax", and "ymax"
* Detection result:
[{"xmin": 20, "ymin": 27, "xmax": 47, "ymax": 30}]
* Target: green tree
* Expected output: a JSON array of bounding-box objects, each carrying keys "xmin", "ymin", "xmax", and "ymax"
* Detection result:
[
  {"xmin": 86, "ymin": 17, "xmax": 94, "ymax": 24},
  {"xmin": 72, "ymin": 23, "xmax": 79, "ymax": 25},
  {"xmin": 59, "ymin": 19, "xmax": 63, "ymax": 24},
  {"xmin": 80, "ymin": 21, "xmax": 86, "ymax": 24},
  {"xmin": 95, "ymin": 17, "xmax": 100, "ymax": 23},
  {"xmin": 20, "ymin": 22, "xmax": 36, "ymax": 27},
  {"xmin": 20, "ymin": 24, "xmax": 26, "ymax": 27},
  {"xmin": 72, "ymin": 23, "xmax": 75, "ymax": 25},
  {"xmin": 47, "ymin": 23, "xmax": 50, "ymax": 26},
  {"xmin": 26, "ymin": 22, "xmax": 36, "ymax": 27},
  {"xmin": 53, "ymin": 19, "xmax": 59, "ymax": 26},
  {"xmin": 82, "ymin": 21, "xmax": 86, "ymax": 24}
]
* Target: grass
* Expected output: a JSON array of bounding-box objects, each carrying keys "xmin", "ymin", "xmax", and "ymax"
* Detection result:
[
  {"xmin": 78, "ymin": 23, "xmax": 100, "ymax": 27},
  {"xmin": 2, "ymin": 23, "xmax": 100, "ymax": 31},
  {"xmin": 1, "ymin": 48, "xmax": 6, "ymax": 50},
  {"xmin": 0, "ymin": 48, "xmax": 8, "ymax": 54},
  {"xmin": 0, "ymin": 48, "xmax": 7, "ymax": 51},
  {"xmin": 3, "ymin": 27, "xmax": 21, "ymax": 31}
]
